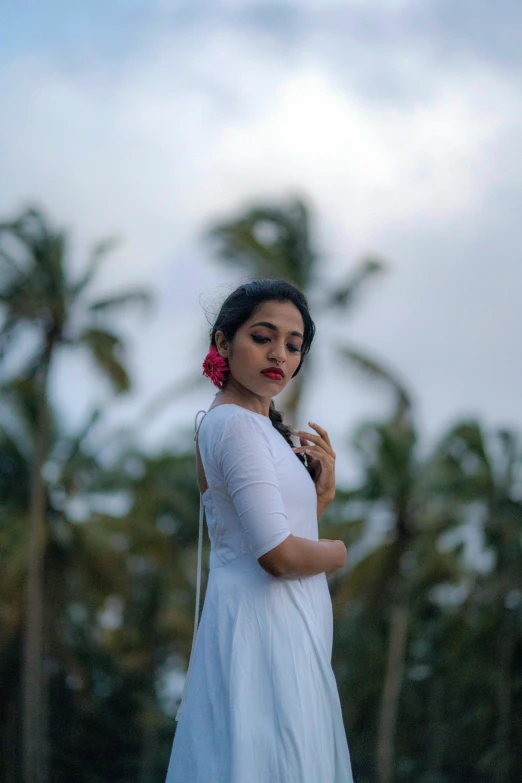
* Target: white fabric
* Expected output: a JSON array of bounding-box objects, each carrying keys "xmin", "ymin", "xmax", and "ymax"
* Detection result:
[{"xmin": 165, "ymin": 404, "xmax": 353, "ymax": 783}]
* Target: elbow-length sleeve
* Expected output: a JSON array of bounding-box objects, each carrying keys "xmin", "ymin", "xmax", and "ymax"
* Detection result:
[{"xmin": 216, "ymin": 412, "xmax": 292, "ymax": 559}]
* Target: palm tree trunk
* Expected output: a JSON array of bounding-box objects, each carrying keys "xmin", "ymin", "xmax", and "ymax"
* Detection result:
[
  {"xmin": 495, "ymin": 610, "xmax": 515, "ymax": 783},
  {"xmin": 22, "ymin": 339, "xmax": 54, "ymax": 783},
  {"xmin": 1, "ymin": 690, "xmax": 21, "ymax": 782},
  {"xmin": 377, "ymin": 603, "xmax": 409, "ymax": 783},
  {"xmin": 139, "ymin": 715, "xmax": 159, "ymax": 783},
  {"xmin": 427, "ymin": 676, "xmax": 445, "ymax": 777}
]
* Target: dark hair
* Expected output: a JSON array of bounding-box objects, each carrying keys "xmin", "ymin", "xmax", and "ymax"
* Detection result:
[{"xmin": 209, "ymin": 278, "xmax": 316, "ymax": 474}]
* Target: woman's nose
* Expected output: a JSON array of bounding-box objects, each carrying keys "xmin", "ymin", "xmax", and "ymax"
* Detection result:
[{"xmin": 269, "ymin": 346, "xmax": 285, "ymax": 363}]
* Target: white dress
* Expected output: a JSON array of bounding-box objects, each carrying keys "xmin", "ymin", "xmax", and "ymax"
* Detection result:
[{"xmin": 165, "ymin": 404, "xmax": 353, "ymax": 783}]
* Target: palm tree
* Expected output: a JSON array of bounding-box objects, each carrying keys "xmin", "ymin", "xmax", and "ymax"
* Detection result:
[
  {"xmin": 0, "ymin": 205, "xmax": 152, "ymax": 783},
  {"xmin": 0, "ymin": 381, "xmax": 121, "ymax": 781},
  {"xmin": 427, "ymin": 420, "xmax": 522, "ymax": 782},
  {"xmin": 342, "ymin": 412, "xmax": 417, "ymax": 783},
  {"xmin": 206, "ymin": 195, "xmax": 387, "ymax": 423},
  {"xmin": 331, "ymin": 404, "xmax": 463, "ymax": 783},
  {"xmin": 0, "ymin": 375, "xmax": 202, "ymax": 782},
  {"xmin": 0, "ymin": 386, "xmax": 33, "ymax": 783},
  {"xmin": 76, "ymin": 445, "xmax": 205, "ymax": 782}
]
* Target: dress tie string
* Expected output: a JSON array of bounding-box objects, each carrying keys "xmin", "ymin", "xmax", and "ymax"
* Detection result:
[{"xmin": 175, "ymin": 408, "xmax": 207, "ymax": 722}]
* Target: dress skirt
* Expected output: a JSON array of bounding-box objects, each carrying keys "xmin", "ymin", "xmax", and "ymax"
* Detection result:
[{"xmin": 165, "ymin": 552, "xmax": 353, "ymax": 783}]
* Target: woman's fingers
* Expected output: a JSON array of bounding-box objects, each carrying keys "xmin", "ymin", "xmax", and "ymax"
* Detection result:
[
  {"xmin": 292, "ymin": 444, "xmax": 314, "ymax": 456},
  {"xmin": 291, "ymin": 427, "xmax": 335, "ymax": 457},
  {"xmin": 292, "ymin": 446, "xmax": 334, "ymax": 472},
  {"xmin": 292, "ymin": 428, "xmax": 322, "ymax": 445},
  {"xmin": 307, "ymin": 421, "xmax": 332, "ymax": 447}
]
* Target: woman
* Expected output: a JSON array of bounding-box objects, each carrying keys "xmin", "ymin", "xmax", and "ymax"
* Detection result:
[{"xmin": 165, "ymin": 279, "xmax": 354, "ymax": 782}]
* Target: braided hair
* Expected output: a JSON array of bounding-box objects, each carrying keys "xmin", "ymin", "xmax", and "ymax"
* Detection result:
[{"xmin": 208, "ymin": 279, "xmax": 316, "ymax": 476}]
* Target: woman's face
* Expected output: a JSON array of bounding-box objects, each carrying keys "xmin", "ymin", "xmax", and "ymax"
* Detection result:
[{"xmin": 215, "ymin": 300, "xmax": 305, "ymax": 400}]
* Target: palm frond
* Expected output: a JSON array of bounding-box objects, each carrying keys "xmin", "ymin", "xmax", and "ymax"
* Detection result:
[
  {"xmin": 0, "ymin": 375, "xmax": 42, "ymax": 453},
  {"xmin": 429, "ymin": 420, "xmax": 493, "ymax": 494},
  {"xmin": 68, "ymin": 237, "xmax": 120, "ymax": 300},
  {"xmin": 325, "ymin": 256, "xmax": 387, "ymax": 310},
  {"xmin": 0, "ymin": 247, "xmax": 24, "ymax": 281},
  {"xmin": 0, "ymin": 206, "xmax": 50, "ymax": 244},
  {"xmin": 336, "ymin": 344, "xmax": 412, "ymax": 417},
  {"xmin": 0, "ymin": 206, "xmax": 69, "ymax": 329},
  {"xmin": 78, "ymin": 327, "xmax": 131, "ymax": 393},
  {"xmin": 60, "ymin": 408, "xmax": 103, "ymax": 467},
  {"xmin": 205, "ymin": 196, "xmax": 315, "ymax": 288},
  {"xmin": 88, "ymin": 289, "xmax": 153, "ymax": 315}
]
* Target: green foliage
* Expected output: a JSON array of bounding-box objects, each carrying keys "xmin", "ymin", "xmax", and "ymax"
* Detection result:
[{"xmin": 328, "ymin": 412, "xmax": 522, "ymax": 783}]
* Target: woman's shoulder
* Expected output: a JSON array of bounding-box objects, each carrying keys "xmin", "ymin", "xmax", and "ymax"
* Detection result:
[{"xmin": 199, "ymin": 403, "xmax": 273, "ymax": 440}]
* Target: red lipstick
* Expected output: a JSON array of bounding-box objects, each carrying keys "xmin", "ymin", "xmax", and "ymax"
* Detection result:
[{"xmin": 261, "ymin": 367, "xmax": 285, "ymax": 380}]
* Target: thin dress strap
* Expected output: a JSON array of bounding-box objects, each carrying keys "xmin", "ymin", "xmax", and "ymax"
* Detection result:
[{"xmin": 175, "ymin": 408, "xmax": 207, "ymax": 722}]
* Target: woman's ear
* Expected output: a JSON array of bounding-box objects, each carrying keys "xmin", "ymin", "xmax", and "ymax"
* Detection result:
[{"xmin": 214, "ymin": 330, "xmax": 228, "ymax": 358}]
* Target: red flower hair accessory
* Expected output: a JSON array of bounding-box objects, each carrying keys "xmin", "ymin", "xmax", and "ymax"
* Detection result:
[{"xmin": 202, "ymin": 345, "xmax": 229, "ymax": 389}]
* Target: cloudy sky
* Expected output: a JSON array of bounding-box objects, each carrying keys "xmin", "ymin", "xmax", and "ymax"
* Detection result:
[{"xmin": 2, "ymin": 0, "xmax": 522, "ymax": 483}]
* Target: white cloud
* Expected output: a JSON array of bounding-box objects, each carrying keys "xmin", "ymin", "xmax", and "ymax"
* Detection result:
[
  {"xmin": 1, "ymin": 20, "xmax": 522, "ymax": 480},
  {"xmin": 201, "ymin": 66, "xmax": 509, "ymax": 243}
]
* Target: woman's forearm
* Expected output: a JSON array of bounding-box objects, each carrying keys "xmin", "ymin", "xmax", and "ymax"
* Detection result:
[{"xmin": 259, "ymin": 534, "xmax": 346, "ymax": 580}]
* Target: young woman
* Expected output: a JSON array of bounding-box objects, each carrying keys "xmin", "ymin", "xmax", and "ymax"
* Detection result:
[{"xmin": 165, "ymin": 279, "xmax": 354, "ymax": 782}]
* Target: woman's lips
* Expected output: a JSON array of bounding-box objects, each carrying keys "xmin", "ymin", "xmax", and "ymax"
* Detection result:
[{"xmin": 261, "ymin": 370, "xmax": 284, "ymax": 380}]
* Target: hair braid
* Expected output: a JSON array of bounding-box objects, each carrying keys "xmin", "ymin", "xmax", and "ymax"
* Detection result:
[{"xmin": 269, "ymin": 401, "xmax": 318, "ymax": 481}]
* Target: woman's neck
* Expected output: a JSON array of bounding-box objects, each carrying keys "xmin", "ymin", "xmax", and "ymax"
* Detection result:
[{"xmin": 212, "ymin": 390, "xmax": 271, "ymax": 418}]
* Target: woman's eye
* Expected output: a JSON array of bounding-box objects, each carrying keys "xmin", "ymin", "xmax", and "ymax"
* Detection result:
[{"xmin": 252, "ymin": 335, "xmax": 301, "ymax": 353}]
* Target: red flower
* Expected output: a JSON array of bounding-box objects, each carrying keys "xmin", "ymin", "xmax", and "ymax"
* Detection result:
[{"xmin": 202, "ymin": 345, "xmax": 229, "ymax": 389}]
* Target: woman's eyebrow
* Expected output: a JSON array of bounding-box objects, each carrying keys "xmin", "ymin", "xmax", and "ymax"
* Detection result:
[{"xmin": 249, "ymin": 321, "xmax": 303, "ymax": 339}]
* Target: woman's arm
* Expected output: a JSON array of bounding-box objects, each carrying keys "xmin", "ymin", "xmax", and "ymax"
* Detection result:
[
  {"xmin": 258, "ymin": 534, "xmax": 346, "ymax": 579},
  {"xmin": 215, "ymin": 411, "xmax": 345, "ymax": 580}
]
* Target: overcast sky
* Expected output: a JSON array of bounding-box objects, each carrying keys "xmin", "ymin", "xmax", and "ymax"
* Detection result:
[{"xmin": 2, "ymin": 0, "xmax": 522, "ymax": 483}]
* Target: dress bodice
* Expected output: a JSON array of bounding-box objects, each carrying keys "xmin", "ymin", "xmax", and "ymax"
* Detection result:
[{"xmin": 197, "ymin": 404, "xmax": 318, "ymax": 569}]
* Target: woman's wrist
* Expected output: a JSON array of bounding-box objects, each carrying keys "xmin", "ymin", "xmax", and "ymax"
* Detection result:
[{"xmin": 317, "ymin": 491, "xmax": 335, "ymax": 518}]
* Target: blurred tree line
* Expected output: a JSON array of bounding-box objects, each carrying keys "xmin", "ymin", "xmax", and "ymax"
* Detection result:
[{"xmin": 0, "ymin": 202, "xmax": 520, "ymax": 783}]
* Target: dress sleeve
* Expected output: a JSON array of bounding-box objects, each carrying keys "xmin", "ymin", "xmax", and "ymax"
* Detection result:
[{"xmin": 216, "ymin": 412, "xmax": 292, "ymax": 559}]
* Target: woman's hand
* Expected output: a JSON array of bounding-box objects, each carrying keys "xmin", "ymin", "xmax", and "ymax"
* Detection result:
[
  {"xmin": 319, "ymin": 538, "xmax": 346, "ymax": 579},
  {"xmin": 291, "ymin": 421, "xmax": 336, "ymax": 509}
]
